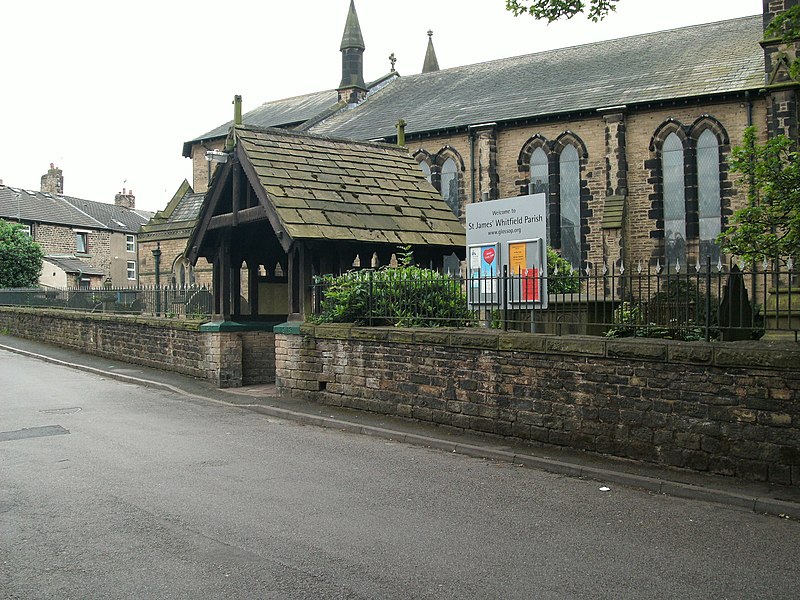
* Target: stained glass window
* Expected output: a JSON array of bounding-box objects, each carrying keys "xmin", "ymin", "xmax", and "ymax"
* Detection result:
[
  {"xmin": 697, "ymin": 129, "xmax": 721, "ymax": 263},
  {"xmin": 530, "ymin": 147, "xmax": 548, "ymax": 195},
  {"xmin": 559, "ymin": 145, "xmax": 581, "ymax": 268},
  {"xmin": 441, "ymin": 157, "xmax": 459, "ymax": 215},
  {"xmin": 419, "ymin": 161, "xmax": 432, "ymax": 183},
  {"xmin": 662, "ymin": 133, "xmax": 686, "ymax": 267}
]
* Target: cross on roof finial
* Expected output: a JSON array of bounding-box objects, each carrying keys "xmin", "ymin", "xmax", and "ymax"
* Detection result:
[
  {"xmin": 427, "ymin": 29, "xmax": 433, "ymax": 38},
  {"xmin": 389, "ymin": 52, "xmax": 397, "ymax": 72}
]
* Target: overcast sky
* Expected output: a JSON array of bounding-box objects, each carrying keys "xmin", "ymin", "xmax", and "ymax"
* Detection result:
[{"xmin": 1, "ymin": 0, "xmax": 761, "ymax": 213}]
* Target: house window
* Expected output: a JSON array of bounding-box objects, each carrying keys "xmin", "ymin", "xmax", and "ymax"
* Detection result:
[
  {"xmin": 127, "ymin": 261, "xmax": 136, "ymax": 280},
  {"xmin": 126, "ymin": 234, "xmax": 135, "ymax": 253},
  {"xmin": 662, "ymin": 132, "xmax": 687, "ymax": 267},
  {"xmin": 559, "ymin": 144, "xmax": 581, "ymax": 268},
  {"xmin": 75, "ymin": 232, "xmax": 88, "ymax": 254},
  {"xmin": 697, "ymin": 129, "xmax": 722, "ymax": 262},
  {"xmin": 440, "ymin": 157, "xmax": 459, "ymax": 215}
]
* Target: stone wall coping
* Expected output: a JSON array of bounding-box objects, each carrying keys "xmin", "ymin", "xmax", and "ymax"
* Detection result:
[
  {"xmin": 285, "ymin": 323, "xmax": 800, "ymax": 371},
  {"xmin": 0, "ymin": 307, "xmax": 204, "ymax": 331}
]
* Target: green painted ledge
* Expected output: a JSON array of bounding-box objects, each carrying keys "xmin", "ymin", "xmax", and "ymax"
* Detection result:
[
  {"xmin": 273, "ymin": 321, "xmax": 304, "ymax": 335},
  {"xmin": 199, "ymin": 321, "xmax": 281, "ymax": 332}
]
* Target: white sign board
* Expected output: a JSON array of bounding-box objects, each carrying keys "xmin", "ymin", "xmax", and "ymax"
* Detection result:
[{"xmin": 465, "ymin": 194, "xmax": 548, "ymax": 308}]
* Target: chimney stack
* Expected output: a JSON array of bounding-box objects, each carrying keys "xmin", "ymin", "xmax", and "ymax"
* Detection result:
[
  {"xmin": 115, "ymin": 188, "xmax": 135, "ymax": 209},
  {"xmin": 41, "ymin": 163, "xmax": 64, "ymax": 195}
]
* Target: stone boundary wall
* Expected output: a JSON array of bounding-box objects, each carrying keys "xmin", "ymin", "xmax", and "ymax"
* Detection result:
[
  {"xmin": 0, "ymin": 308, "xmax": 275, "ymax": 388},
  {"xmin": 276, "ymin": 324, "xmax": 800, "ymax": 486}
]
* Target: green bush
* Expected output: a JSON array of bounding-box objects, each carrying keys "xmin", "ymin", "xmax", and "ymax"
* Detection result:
[
  {"xmin": 311, "ymin": 248, "xmax": 473, "ymax": 327},
  {"xmin": 546, "ymin": 247, "xmax": 581, "ymax": 294}
]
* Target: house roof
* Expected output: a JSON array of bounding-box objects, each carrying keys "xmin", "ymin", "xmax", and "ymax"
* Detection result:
[
  {"xmin": 308, "ymin": 15, "xmax": 765, "ymax": 140},
  {"xmin": 0, "ymin": 184, "xmax": 151, "ymax": 233},
  {"xmin": 0, "ymin": 186, "xmax": 105, "ymax": 229},
  {"xmin": 193, "ymin": 126, "xmax": 465, "ymax": 252},
  {"xmin": 60, "ymin": 196, "xmax": 152, "ymax": 233},
  {"xmin": 43, "ymin": 255, "xmax": 105, "ymax": 276}
]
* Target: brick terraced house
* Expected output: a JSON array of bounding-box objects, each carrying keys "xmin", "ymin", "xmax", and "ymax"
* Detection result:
[{"xmin": 0, "ymin": 165, "xmax": 152, "ymax": 288}]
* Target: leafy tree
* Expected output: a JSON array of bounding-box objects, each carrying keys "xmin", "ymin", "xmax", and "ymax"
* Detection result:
[
  {"xmin": 0, "ymin": 220, "xmax": 44, "ymax": 287},
  {"xmin": 505, "ymin": 0, "xmax": 618, "ymax": 22},
  {"xmin": 719, "ymin": 127, "xmax": 800, "ymax": 263}
]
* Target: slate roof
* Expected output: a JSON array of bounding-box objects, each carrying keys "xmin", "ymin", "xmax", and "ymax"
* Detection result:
[
  {"xmin": 183, "ymin": 89, "xmax": 339, "ymax": 154},
  {"xmin": 0, "ymin": 186, "xmax": 104, "ymax": 229},
  {"xmin": 60, "ymin": 196, "xmax": 152, "ymax": 232},
  {"xmin": 43, "ymin": 255, "xmax": 105, "ymax": 276},
  {"xmin": 308, "ymin": 15, "xmax": 765, "ymax": 140},
  {"xmin": 235, "ymin": 126, "xmax": 465, "ymax": 247},
  {"xmin": 0, "ymin": 185, "xmax": 151, "ymax": 233},
  {"xmin": 171, "ymin": 191, "xmax": 205, "ymax": 222}
]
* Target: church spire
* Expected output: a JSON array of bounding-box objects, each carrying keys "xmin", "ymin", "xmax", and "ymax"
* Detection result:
[
  {"xmin": 338, "ymin": 0, "xmax": 367, "ymax": 103},
  {"xmin": 422, "ymin": 30, "xmax": 440, "ymax": 74}
]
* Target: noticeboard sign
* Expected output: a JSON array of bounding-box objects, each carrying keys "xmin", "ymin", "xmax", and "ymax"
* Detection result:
[{"xmin": 465, "ymin": 194, "xmax": 548, "ymax": 308}]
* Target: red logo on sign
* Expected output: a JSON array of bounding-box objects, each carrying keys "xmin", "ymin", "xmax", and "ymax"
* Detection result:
[{"xmin": 483, "ymin": 248, "xmax": 495, "ymax": 264}]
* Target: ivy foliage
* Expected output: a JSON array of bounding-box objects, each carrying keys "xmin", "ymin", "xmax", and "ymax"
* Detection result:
[
  {"xmin": 505, "ymin": 0, "xmax": 618, "ymax": 23},
  {"xmin": 765, "ymin": 5, "xmax": 800, "ymax": 81},
  {"xmin": 311, "ymin": 247, "xmax": 473, "ymax": 327},
  {"xmin": 719, "ymin": 127, "xmax": 800, "ymax": 263},
  {"xmin": 766, "ymin": 5, "xmax": 800, "ymax": 41},
  {"xmin": 0, "ymin": 220, "xmax": 44, "ymax": 288}
]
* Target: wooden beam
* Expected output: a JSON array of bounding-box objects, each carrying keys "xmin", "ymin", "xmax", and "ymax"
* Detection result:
[
  {"xmin": 207, "ymin": 205, "xmax": 268, "ymax": 230},
  {"xmin": 232, "ymin": 162, "xmax": 240, "ymax": 227}
]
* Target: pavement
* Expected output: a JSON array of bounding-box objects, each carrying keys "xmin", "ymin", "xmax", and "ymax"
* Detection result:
[{"xmin": 2, "ymin": 333, "xmax": 799, "ymax": 520}]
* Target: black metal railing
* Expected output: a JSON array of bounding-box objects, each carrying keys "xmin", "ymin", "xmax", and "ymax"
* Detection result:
[
  {"xmin": 311, "ymin": 258, "xmax": 799, "ymax": 341},
  {"xmin": 0, "ymin": 284, "xmax": 213, "ymax": 319}
]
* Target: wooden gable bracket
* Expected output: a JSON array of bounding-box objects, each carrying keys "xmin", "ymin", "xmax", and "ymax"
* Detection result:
[{"xmin": 187, "ymin": 159, "xmax": 233, "ymax": 264}]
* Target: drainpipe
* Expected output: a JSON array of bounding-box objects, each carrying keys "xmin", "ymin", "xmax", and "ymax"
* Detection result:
[
  {"xmin": 745, "ymin": 90, "xmax": 753, "ymax": 127},
  {"xmin": 469, "ymin": 128, "xmax": 476, "ymax": 204}
]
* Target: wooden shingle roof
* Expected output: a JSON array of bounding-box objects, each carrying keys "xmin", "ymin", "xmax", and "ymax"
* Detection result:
[{"xmin": 236, "ymin": 126, "xmax": 465, "ymax": 248}]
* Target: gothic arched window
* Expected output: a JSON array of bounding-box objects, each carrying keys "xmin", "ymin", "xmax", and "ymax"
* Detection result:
[
  {"xmin": 530, "ymin": 147, "xmax": 549, "ymax": 196},
  {"xmin": 419, "ymin": 160, "xmax": 432, "ymax": 183},
  {"xmin": 662, "ymin": 132, "xmax": 686, "ymax": 267},
  {"xmin": 697, "ymin": 129, "xmax": 721, "ymax": 262},
  {"xmin": 441, "ymin": 157, "xmax": 459, "ymax": 216},
  {"xmin": 559, "ymin": 144, "xmax": 581, "ymax": 268}
]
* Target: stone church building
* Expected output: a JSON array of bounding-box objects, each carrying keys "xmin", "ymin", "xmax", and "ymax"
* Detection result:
[{"xmin": 164, "ymin": 0, "xmax": 799, "ymax": 284}]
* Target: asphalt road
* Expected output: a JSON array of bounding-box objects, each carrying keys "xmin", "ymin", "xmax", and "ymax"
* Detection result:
[{"xmin": 1, "ymin": 348, "xmax": 799, "ymax": 600}]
